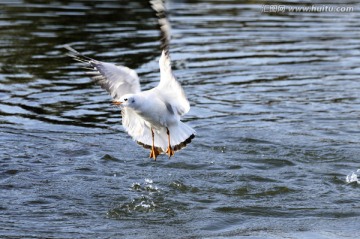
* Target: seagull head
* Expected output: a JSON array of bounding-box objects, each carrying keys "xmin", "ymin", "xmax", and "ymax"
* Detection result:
[{"xmin": 118, "ymin": 94, "xmax": 137, "ymax": 108}]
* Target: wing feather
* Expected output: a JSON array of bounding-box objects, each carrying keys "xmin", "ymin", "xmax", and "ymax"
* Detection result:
[
  {"xmin": 64, "ymin": 45, "xmax": 141, "ymax": 100},
  {"xmin": 122, "ymin": 108, "xmax": 168, "ymax": 152},
  {"xmin": 150, "ymin": 0, "xmax": 171, "ymax": 53},
  {"xmin": 155, "ymin": 51, "xmax": 190, "ymax": 116},
  {"xmin": 150, "ymin": 1, "xmax": 190, "ymax": 116}
]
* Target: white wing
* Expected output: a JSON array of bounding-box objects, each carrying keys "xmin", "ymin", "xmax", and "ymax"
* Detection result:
[
  {"xmin": 122, "ymin": 107, "xmax": 168, "ymax": 152},
  {"xmin": 123, "ymin": 106, "xmax": 194, "ymax": 152},
  {"xmin": 155, "ymin": 50, "xmax": 190, "ymax": 116},
  {"xmin": 121, "ymin": 107, "xmax": 149, "ymax": 142},
  {"xmin": 150, "ymin": 0, "xmax": 171, "ymax": 52},
  {"xmin": 65, "ymin": 45, "xmax": 141, "ymax": 100}
]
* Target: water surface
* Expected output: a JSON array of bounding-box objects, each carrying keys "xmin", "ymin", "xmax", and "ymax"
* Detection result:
[{"xmin": 1, "ymin": 0, "xmax": 360, "ymax": 238}]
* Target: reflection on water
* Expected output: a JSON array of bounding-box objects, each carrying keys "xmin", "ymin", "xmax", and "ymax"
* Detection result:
[{"xmin": 1, "ymin": 0, "xmax": 360, "ymax": 238}]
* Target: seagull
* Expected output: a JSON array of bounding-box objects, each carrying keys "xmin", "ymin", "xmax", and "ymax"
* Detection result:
[{"xmin": 64, "ymin": 1, "xmax": 195, "ymax": 160}]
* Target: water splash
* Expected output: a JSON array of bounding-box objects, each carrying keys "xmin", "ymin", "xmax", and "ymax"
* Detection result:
[
  {"xmin": 144, "ymin": 178, "xmax": 153, "ymax": 184},
  {"xmin": 108, "ymin": 195, "xmax": 157, "ymax": 218},
  {"xmin": 346, "ymin": 169, "xmax": 360, "ymax": 184},
  {"xmin": 107, "ymin": 179, "xmax": 162, "ymax": 218}
]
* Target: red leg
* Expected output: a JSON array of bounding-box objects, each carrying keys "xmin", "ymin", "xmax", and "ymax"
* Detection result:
[
  {"xmin": 165, "ymin": 128, "xmax": 174, "ymax": 158},
  {"xmin": 149, "ymin": 128, "xmax": 160, "ymax": 160}
]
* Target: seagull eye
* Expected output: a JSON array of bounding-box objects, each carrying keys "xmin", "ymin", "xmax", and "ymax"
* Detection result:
[{"xmin": 124, "ymin": 98, "xmax": 128, "ymax": 102}]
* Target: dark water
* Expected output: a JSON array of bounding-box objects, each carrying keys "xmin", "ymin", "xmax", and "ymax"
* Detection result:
[{"xmin": 1, "ymin": 0, "xmax": 360, "ymax": 238}]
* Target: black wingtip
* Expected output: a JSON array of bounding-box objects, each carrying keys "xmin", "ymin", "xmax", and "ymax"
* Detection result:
[
  {"xmin": 63, "ymin": 44, "xmax": 80, "ymax": 54},
  {"xmin": 137, "ymin": 141, "xmax": 164, "ymax": 153},
  {"xmin": 173, "ymin": 134, "xmax": 195, "ymax": 152},
  {"xmin": 136, "ymin": 134, "xmax": 195, "ymax": 154},
  {"xmin": 63, "ymin": 45, "xmax": 95, "ymax": 63}
]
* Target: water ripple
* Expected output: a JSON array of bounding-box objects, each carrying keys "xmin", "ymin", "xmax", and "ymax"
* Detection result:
[{"xmin": 1, "ymin": 0, "xmax": 360, "ymax": 238}]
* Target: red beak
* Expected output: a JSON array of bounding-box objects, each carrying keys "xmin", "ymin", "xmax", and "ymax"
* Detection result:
[{"xmin": 112, "ymin": 101, "xmax": 122, "ymax": 105}]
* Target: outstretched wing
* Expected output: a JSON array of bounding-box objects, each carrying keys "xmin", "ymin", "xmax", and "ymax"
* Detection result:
[
  {"xmin": 150, "ymin": 1, "xmax": 189, "ymax": 116},
  {"xmin": 64, "ymin": 45, "xmax": 141, "ymax": 100},
  {"xmin": 150, "ymin": 0, "xmax": 171, "ymax": 53},
  {"xmin": 156, "ymin": 51, "xmax": 190, "ymax": 116}
]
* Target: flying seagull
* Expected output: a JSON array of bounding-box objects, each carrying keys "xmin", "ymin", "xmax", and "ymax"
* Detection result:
[{"xmin": 64, "ymin": 1, "xmax": 195, "ymax": 160}]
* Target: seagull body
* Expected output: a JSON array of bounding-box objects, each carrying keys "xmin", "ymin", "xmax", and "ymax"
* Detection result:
[{"xmin": 65, "ymin": 46, "xmax": 195, "ymax": 160}]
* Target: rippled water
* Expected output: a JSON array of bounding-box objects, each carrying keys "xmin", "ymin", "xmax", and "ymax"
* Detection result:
[{"xmin": 1, "ymin": 0, "xmax": 360, "ymax": 238}]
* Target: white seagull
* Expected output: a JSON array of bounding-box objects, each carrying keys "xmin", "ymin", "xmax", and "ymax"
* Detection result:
[
  {"xmin": 65, "ymin": 0, "xmax": 195, "ymax": 160},
  {"xmin": 64, "ymin": 46, "xmax": 195, "ymax": 160},
  {"xmin": 65, "ymin": 46, "xmax": 195, "ymax": 160}
]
